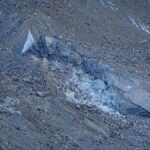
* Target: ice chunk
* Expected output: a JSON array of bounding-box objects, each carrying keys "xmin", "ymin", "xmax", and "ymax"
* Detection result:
[
  {"xmin": 92, "ymin": 79, "xmax": 106, "ymax": 91},
  {"xmin": 22, "ymin": 30, "xmax": 35, "ymax": 54}
]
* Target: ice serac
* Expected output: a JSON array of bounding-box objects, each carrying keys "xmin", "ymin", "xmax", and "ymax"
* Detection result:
[
  {"xmin": 22, "ymin": 30, "xmax": 35, "ymax": 54},
  {"xmin": 106, "ymin": 71, "xmax": 150, "ymax": 115},
  {"xmin": 24, "ymin": 36, "xmax": 150, "ymax": 116}
]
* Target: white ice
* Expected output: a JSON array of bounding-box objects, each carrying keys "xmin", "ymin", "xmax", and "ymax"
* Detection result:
[{"xmin": 22, "ymin": 30, "xmax": 35, "ymax": 54}]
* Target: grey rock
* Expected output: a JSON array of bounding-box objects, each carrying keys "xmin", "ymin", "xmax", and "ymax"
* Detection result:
[{"xmin": 36, "ymin": 91, "xmax": 46, "ymax": 97}]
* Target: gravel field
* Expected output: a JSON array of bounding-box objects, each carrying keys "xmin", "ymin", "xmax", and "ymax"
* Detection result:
[{"xmin": 0, "ymin": 0, "xmax": 150, "ymax": 150}]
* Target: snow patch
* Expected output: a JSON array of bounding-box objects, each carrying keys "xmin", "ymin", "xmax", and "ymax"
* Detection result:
[
  {"xmin": 128, "ymin": 16, "xmax": 150, "ymax": 34},
  {"xmin": 99, "ymin": 0, "xmax": 118, "ymax": 11}
]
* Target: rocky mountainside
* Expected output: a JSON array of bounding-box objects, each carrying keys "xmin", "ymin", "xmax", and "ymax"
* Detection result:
[{"xmin": 0, "ymin": 0, "xmax": 150, "ymax": 150}]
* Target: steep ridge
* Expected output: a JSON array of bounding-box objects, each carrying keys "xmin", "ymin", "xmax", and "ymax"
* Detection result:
[{"xmin": 0, "ymin": 0, "xmax": 150, "ymax": 149}]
